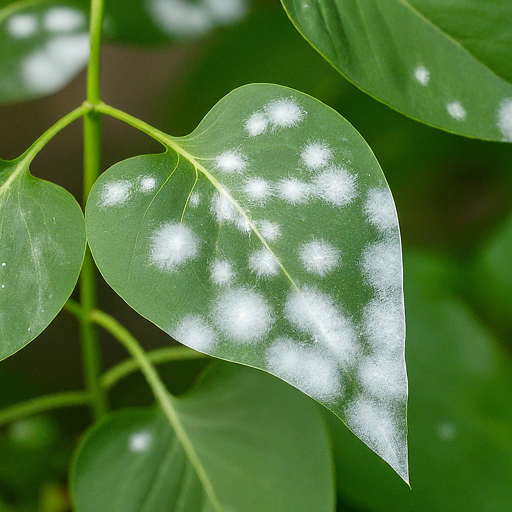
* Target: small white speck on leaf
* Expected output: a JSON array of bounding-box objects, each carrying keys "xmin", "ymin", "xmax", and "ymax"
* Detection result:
[
  {"xmin": 214, "ymin": 150, "xmax": 247, "ymax": 174},
  {"xmin": 446, "ymin": 101, "xmax": 467, "ymax": 121},
  {"xmin": 248, "ymin": 248, "xmax": 279, "ymax": 278},
  {"xmin": 497, "ymin": 98, "xmax": 512, "ymax": 141},
  {"xmin": 301, "ymin": 142, "xmax": 332, "ymax": 170},
  {"xmin": 299, "ymin": 239, "xmax": 340, "ymax": 276},
  {"xmin": 265, "ymin": 97, "xmax": 305, "ymax": 128},
  {"xmin": 128, "ymin": 430, "xmax": 152, "ymax": 452},
  {"xmin": 414, "ymin": 65, "xmax": 430, "ymax": 86}
]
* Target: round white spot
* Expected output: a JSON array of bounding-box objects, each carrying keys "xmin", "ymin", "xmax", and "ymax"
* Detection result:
[
  {"xmin": 189, "ymin": 191, "xmax": 201, "ymax": 208},
  {"xmin": 173, "ymin": 315, "xmax": 217, "ymax": 351},
  {"xmin": 147, "ymin": 0, "xmax": 212, "ymax": 37},
  {"xmin": 414, "ymin": 65, "xmax": 430, "ymax": 86},
  {"xmin": 299, "ymin": 239, "xmax": 340, "ymax": 276},
  {"xmin": 243, "ymin": 178, "xmax": 272, "ymax": 203},
  {"xmin": 497, "ymin": 98, "xmax": 512, "ymax": 142},
  {"xmin": 277, "ymin": 178, "xmax": 311, "ymax": 204},
  {"xmin": 44, "ymin": 7, "xmax": 85, "ymax": 33},
  {"xmin": 301, "ymin": 142, "xmax": 332, "ymax": 170},
  {"xmin": 313, "ymin": 167, "xmax": 357, "ymax": 206},
  {"xmin": 364, "ymin": 188, "xmax": 397, "ymax": 232},
  {"xmin": 446, "ymin": 101, "xmax": 467, "ymax": 121},
  {"xmin": 210, "ymin": 258, "xmax": 234, "ymax": 286},
  {"xmin": 244, "ymin": 111, "xmax": 268, "ymax": 136},
  {"xmin": 363, "ymin": 297, "xmax": 405, "ymax": 353},
  {"xmin": 358, "ymin": 353, "xmax": 407, "ymax": 399},
  {"xmin": 362, "ymin": 239, "xmax": 402, "ymax": 296},
  {"xmin": 248, "ymin": 248, "xmax": 279, "ymax": 278},
  {"xmin": 128, "ymin": 430, "xmax": 152, "ymax": 452},
  {"xmin": 99, "ymin": 180, "xmax": 132, "ymax": 208},
  {"xmin": 265, "ymin": 98, "xmax": 305, "ymax": 128},
  {"xmin": 139, "ymin": 175, "xmax": 157, "ymax": 192},
  {"xmin": 204, "ymin": 0, "xmax": 248, "ymax": 23},
  {"xmin": 214, "ymin": 150, "xmax": 247, "ymax": 174},
  {"xmin": 7, "ymin": 15, "xmax": 38, "ymax": 39},
  {"xmin": 257, "ymin": 220, "xmax": 281, "ymax": 241}
]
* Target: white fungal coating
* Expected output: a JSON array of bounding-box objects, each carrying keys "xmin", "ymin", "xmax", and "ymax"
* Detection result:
[
  {"xmin": 248, "ymin": 248, "xmax": 279, "ymax": 278},
  {"xmin": 266, "ymin": 338, "xmax": 342, "ymax": 402},
  {"xmin": 149, "ymin": 222, "xmax": 199, "ymax": 272},
  {"xmin": 173, "ymin": 315, "xmax": 217, "ymax": 351},
  {"xmin": 139, "ymin": 175, "xmax": 157, "ymax": 192},
  {"xmin": 312, "ymin": 167, "xmax": 357, "ymax": 206},
  {"xmin": 497, "ymin": 98, "xmax": 512, "ymax": 142},
  {"xmin": 277, "ymin": 178, "xmax": 311, "ymax": 204},
  {"xmin": 99, "ymin": 180, "xmax": 132, "ymax": 208},
  {"xmin": 265, "ymin": 97, "xmax": 305, "ymax": 128},
  {"xmin": 301, "ymin": 142, "xmax": 332, "ymax": 170},
  {"xmin": 210, "ymin": 192, "xmax": 250, "ymax": 232},
  {"xmin": 364, "ymin": 187, "xmax": 397, "ymax": 232},
  {"xmin": 285, "ymin": 287, "xmax": 358, "ymax": 364},
  {"xmin": 257, "ymin": 220, "xmax": 281, "ymax": 241},
  {"xmin": 362, "ymin": 239, "xmax": 402, "ymax": 296},
  {"xmin": 358, "ymin": 353, "xmax": 407, "ymax": 399},
  {"xmin": 212, "ymin": 287, "xmax": 273, "ymax": 343},
  {"xmin": 299, "ymin": 239, "xmax": 340, "ymax": 276},
  {"xmin": 244, "ymin": 111, "xmax": 268, "ymax": 136},
  {"xmin": 363, "ymin": 298, "xmax": 405, "ymax": 353},
  {"xmin": 210, "ymin": 258, "xmax": 234, "ymax": 286},
  {"xmin": 44, "ymin": 7, "xmax": 85, "ymax": 33},
  {"xmin": 189, "ymin": 191, "xmax": 201, "ymax": 208},
  {"xmin": 414, "ymin": 65, "xmax": 430, "ymax": 86},
  {"xmin": 214, "ymin": 150, "xmax": 247, "ymax": 174},
  {"xmin": 243, "ymin": 178, "xmax": 272, "ymax": 203},
  {"xmin": 128, "ymin": 430, "xmax": 152, "ymax": 452},
  {"xmin": 446, "ymin": 101, "xmax": 467, "ymax": 121},
  {"xmin": 7, "ymin": 15, "xmax": 38, "ymax": 39},
  {"xmin": 346, "ymin": 398, "xmax": 408, "ymax": 483}
]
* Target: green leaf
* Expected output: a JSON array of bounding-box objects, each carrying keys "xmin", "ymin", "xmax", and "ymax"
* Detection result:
[
  {"xmin": 281, "ymin": 0, "xmax": 512, "ymax": 142},
  {"xmin": 71, "ymin": 362, "xmax": 335, "ymax": 512},
  {"xmin": 86, "ymin": 84, "xmax": 409, "ymax": 481},
  {"xmin": 0, "ymin": 156, "xmax": 85, "ymax": 360}
]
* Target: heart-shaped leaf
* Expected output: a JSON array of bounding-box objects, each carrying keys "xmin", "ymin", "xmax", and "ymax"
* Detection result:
[
  {"xmin": 86, "ymin": 83, "xmax": 408, "ymax": 481},
  {"xmin": 282, "ymin": 0, "xmax": 512, "ymax": 142},
  {"xmin": 71, "ymin": 362, "xmax": 335, "ymax": 511},
  {"xmin": 0, "ymin": 156, "xmax": 86, "ymax": 360}
]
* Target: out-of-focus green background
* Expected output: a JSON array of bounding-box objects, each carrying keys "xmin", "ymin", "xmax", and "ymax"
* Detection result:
[{"xmin": 1, "ymin": 0, "xmax": 512, "ymax": 510}]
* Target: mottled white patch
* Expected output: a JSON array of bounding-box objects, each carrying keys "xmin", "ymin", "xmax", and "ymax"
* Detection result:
[
  {"xmin": 364, "ymin": 188, "xmax": 397, "ymax": 232},
  {"xmin": 265, "ymin": 97, "xmax": 305, "ymax": 128},
  {"xmin": 257, "ymin": 220, "xmax": 281, "ymax": 241},
  {"xmin": 358, "ymin": 353, "xmax": 407, "ymax": 399},
  {"xmin": 148, "ymin": 0, "xmax": 212, "ymax": 37},
  {"xmin": 299, "ymin": 239, "xmax": 340, "ymax": 276},
  {"xmin": 301, "ymin": 142, "xmax": 332, "ymax": 170},
  {"xmin": 214, "ymin": 150, "xmax": 247, "ymax": 174},
  {"xmin": 204, "ymin": 0, "xmax": 248, "ymax": 22},
  {"xmin": 1, "ymin": 285, "xmax": 4, "ymax": 289},
  {"xmin": 244, "ymin": 111, "xmax": 268, "ymax": 136},
  {"xmin": 363, "ymin": 298, "xmax": 405, "ymax": 353},
  {"xmin": 210, "ymin": 258, "xmax": 234, "ymax": 285},
  {"xmin": 128, "ymin": 430, "xmax": 152, "ymax": 452},
  {"xmin": 285, "ymin": 287, "xmax": 358, "ymax": 364},
  {"xmin": 446, "ymin": 101, "xmax": 467, "ymax": 121},
  {"xmin": 138, "ymin": 175, "xmax": 157, "ymax": 192},
  {"xmin": 22, "ymin": 34, "xmax": 90, "ymax": 93},
  {"xmin": 189, "ymin": 191, "xmax": 201, "ymax": 208},
  {"xmin": 174, "ymin": 315, "xmax": 216, "ymax": 351},
  {"xmin": 1, "ymin": 263, "xmax": 5, "ymax": 267},
  {"xmin": 44, "ymin": 7, "xmax": 85, "ymax": 33},
  {"xmin": 210, "ymin": 192, "xmax": 251, "ymax": 233},
  {"xmin": 277, "ymin": 178, "xmax": 311, "ymax": 204},
  {"xmin": 437, "ymin": 421, "xmax": 457, "ymax": 441},
  {"xmin": 149, "ymin": 222, "xmax": 199, "ymax": 272},
  {"xmin": 313, "ymin": 167, "xmax": 357, "ymax": 206},
  {"xmin": 243, "ymin": 178, "xmax": 272, "ymax": 203},
  {"xmin": 212, "ymin": 287, "xmax": 273, "ymax": 343},
  {"xmin": 346, "ymin": 398, "xmax": 408, "ymax": 483},
  {"xmin": 414, "ymin": 65, "xmax": 430, "ymax": 86},
  {"xmin": 497, "ymin": 98, "xmax": 512, "ymax": 142},
  {"xmin": 249, "ymin": 248, "xmax": 279, "ymax": 278},
  {"xmin": 7, "ymin": 14, "xmax": 37, "ymax": 39},
  {"xmin": 99, "ymin": 180, "xmax": 132, "ymax": 208},
  {"xmin": 266, "ymin": 338, "xmax": 342, "ymax": 402},
  {"xmin": 362, "ymin": 239, "xmax": 402, "ymax": 296}
]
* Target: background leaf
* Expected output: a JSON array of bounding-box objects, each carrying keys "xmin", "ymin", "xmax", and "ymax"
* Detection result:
[
  {"xmin": 71, "ymin": 362, "xmax": 335, "ymax": 512},
  {"xmin": 281, "ymin": 0, "xmax": 512, "ymax": 141},
  {"xmin": 0, "ymin": 156, "xmax": 85, "ymax": 360},
  {"xmin": 86, "ymin": 83, "xmax": 409, "ymax": 481}
]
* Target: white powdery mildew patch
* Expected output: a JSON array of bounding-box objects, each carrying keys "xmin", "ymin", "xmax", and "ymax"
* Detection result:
[
  {"xmin": 44, "ymin": 7, "xmax": 85, "ymax": 33},
  {"xmin": 149, "ymin": 222, "xmax": 199, "ymax": 272},
  {"xmin": 285, "ymin": 287, "xmax": 358, "ymax": 364},
  {"xmin": 244, "ymin": 111, "xmax": 268, "ymax": 136},
  {"xmin": 189, "ymin": 191, "xmax": 201, "ymax": 208},
  {"xmin": 362, "ymin": 239, "xmax": 402, "ymax": 296},
  {"xmin": 346, "ymin": 398, "xmax": 408, "ymax": 482},
  {"xmin": 173, "ymin": 315, "xmax": 217, "ymax": 351},
  {"xmin": 266, "ymin": 338, "xmax": 342, "ymax": 402},
  {"xmin": 358, "ymin": 353, "xmax": 407, "ymax": 400},
  {"xmin": 363, "ymin": 298, "xmax": 405, "ymax": 353},
  {"xmin": 210, "ymin": 192, "xmax": 251, "ymax": 233},
  {"xmin": 364, "ymin": 187, "xmax": 397, "ymax": 232},
  {"xmin": 277, "ymin": 178, "xmax": 311, "ymax": 204},
  {"xmin": 312, "ymin": 167, "xmax": 357, "ymax": 207},
  {"xmin": 128, "ymin": 430, "xmax": 152, "ymax": 453},
  {"xmin": 138, "ymin": 175, "xmax": 157, "ymax": 193},
  {"xmin": 99, "ymin": 180, "xmax": 132, "ymax": 208},
  {"xmin": 212, "ymin": 287, "xmax": 274, "ymax": 343},
  {"xmin": 301, "ymin": 142, "xmax": 332, "ymax": 170},
  {"xmin": 7, "ymin": 14, "xmax": 38, "ymax": 39},
  {"xmin": 257, "ymin": 220, "xmax": 281, "ymax": 241},
  {"xmin": 265, "ymin": 97, "xmax": 306, "ymax": 128},
  {"xmin": 214, "ymin": 150, "xmax": 247, "ymax": 174},
  {"xmin": 148, "ymin": 0, "xmax": 211, "ymax": 37},
  {"xmin": 299, "ymin": 239, "xmax": 340, "ymax": 276},
  {"xmin": 210, "ymin": 258, "xmax": 234, "ymax": 286},
  {"xmin": 243, "ymin": 178, "xmax": 272, "ymax": 203},
  {"xmin": 414, "ymin": 65, "xmax": 430, "ymax": 86},
  {"xmin": 248, "ymin": 248, "xmax": 279, "ymax": 278},
  {"xmin": 497, "ymin": 98, "xmax": 512, "ymax": 142},
  {"xmin": 446, "ymin": 101, "xmax": 467, "ymax": 121}
]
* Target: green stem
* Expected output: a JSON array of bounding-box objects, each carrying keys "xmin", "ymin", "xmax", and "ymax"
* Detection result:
[
  {"xmin": 0, "ymin": 391, "xmax": 90, "ymax": 427},
  {"xmin": 90, "ymin": 309, "xmax": 223, "ymax": 512},
  {"xmin": 79, "ymin": 0, "xmax": 108, "ymax": 421}
]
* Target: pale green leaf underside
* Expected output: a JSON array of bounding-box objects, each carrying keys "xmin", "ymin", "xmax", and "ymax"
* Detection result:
[
  {"xmin": 0, "ymin": 157, "xmax": 86, "ymax": 360},
  {"xmin": 282, "ymin": 0, "xmax": 512, "ymax": 142},
  {"xmin": 85, "ymin": 83, "xmax": 408, "ymax": 481},
  {"xmin": 71, "ymin": 362, "xmax": 335, "ymax": 512}
]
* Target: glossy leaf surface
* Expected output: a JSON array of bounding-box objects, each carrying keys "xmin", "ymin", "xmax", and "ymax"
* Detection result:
[
  {"xmin": 0, "ymin": 156, "xmax": 85, "ymax": 360},
  {"xmin": 71, "ymin": 362, "xmax": 335, "ymax": 512},
  {"xmin": 86, "ymin": 83, "xmax": 408, "ymax": 481},
  {"xmin": 282, "ymin": 0, "xmax": 512, "ymax": 142}
]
